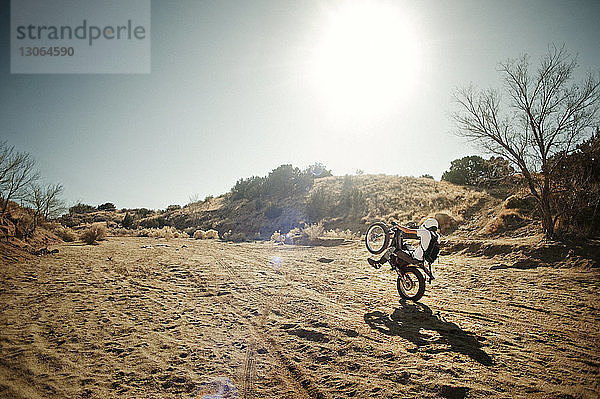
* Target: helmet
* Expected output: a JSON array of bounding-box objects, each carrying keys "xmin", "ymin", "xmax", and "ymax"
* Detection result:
[{"xmin": 421, "ymin": 218, "xmax": 439, "ymax": 231}]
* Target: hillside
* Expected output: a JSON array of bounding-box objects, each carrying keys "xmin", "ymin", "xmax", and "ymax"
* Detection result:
[
  {"xmin": 57, "ymin": 174, "xmax": 534, "ymax": 242},
  {"xmin": 0, "ymin": 201, "xmax": 62, "ymax": 263},
  {"xmin": 165, "ymin": 174, "xmax": 505, "ymax": 240}
]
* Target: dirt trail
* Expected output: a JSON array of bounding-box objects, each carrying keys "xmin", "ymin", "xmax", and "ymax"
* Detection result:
[{"xmin": 0, "ymin": 237, "xmax": 598, "ymax": 398}]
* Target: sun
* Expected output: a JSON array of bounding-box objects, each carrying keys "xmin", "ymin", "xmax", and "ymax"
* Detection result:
[{"xmin": 310, "ymin": 1, "xmax": 421, "ymax": 120}]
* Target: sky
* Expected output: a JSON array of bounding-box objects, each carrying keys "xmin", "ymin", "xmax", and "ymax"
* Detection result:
[{"xmin": 1, "ymin": 0, "xmax": 599, "ymax": 209}]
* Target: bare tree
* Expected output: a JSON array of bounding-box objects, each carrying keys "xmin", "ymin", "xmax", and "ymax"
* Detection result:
[
  {"xmin": 453, "ymin": 45, "xmax": 600, "ymax": 238},
  {"xmin": 0, "ymin": 142, "xmax": 40, "ymax": 214},
  {"xmin": 27, "ymin": 183, "xmax": 64, "ymax": 218},
  {"xmin": 24, "ymin": 182, "xmax": 64, "ymax": 235}
]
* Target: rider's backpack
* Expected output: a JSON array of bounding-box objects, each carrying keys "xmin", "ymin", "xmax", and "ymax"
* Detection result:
[{"xmin": 422, "ymin": 231, "xmax": 440, "ymax": 264}]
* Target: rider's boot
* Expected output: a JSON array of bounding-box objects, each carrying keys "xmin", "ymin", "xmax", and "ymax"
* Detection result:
[{"xmin": 368, "ymin": 258, "xmax": 382, "ymax": 269}]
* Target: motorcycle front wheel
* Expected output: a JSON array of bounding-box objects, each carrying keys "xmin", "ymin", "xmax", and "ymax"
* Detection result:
[
  {"xmin": 397, "ymin": 267, "xmax": 426, "ymax": 301},
  {"xmin": 365, "ymin": 222, "xmax": 390, "ymax": 254}
]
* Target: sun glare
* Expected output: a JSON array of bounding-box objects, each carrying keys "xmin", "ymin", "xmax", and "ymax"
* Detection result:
[{"xmin": 310, "ymin": 1, "xmax": 421, "ymax": 120}]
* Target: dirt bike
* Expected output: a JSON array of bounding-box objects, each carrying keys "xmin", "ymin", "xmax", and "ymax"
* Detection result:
[{"xmin": 365, "ymin": 221, "xmax": 433, "ymax": 302}]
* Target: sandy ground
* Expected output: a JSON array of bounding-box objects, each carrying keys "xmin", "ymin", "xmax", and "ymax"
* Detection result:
[{"xmin": 0, "ymin": 237, "xmax": 598, "ymax": 399}]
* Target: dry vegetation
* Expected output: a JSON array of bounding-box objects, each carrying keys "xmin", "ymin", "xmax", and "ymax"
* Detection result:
[
  {"xmin": 1, "ymin": 171, "xmax": 598, "ymax": 398},
  {"xmin": 79, "ymin": 223, "xmax": 107, "ymax": 245},
  {"xmin": 163, "ymin": 174, "xmax": 504, "ymax": 242}
]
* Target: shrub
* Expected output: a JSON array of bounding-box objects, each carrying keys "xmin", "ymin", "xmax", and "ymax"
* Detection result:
[
  {"xmin": 139, "ymin": 216, "xmax": 166, "ymax": 229},
  {"xmin": 231, "ymin": 176, "xmax": 265, "ymax": 200},
  {"xmin": 80, "ymin": 223, "xmax": 107, "ymax": 244},
  {"xmin": 263, "ymin": 164, "xmax": 300, "ymax": 197},
  {"xmin": 205, "ymin": 229, "xmax": 219, "ymax": 239},
  {"xmin": 229, "ymin": 163, "xmax": 329, "ymax": 204},
  {"xmin": 136, "ymin": 226, "xmax": 182, "ymax": 239},
  {"xmin": 550, "ymin": 132, "xmax": 600, "ymax": 237},
  {"xmin": 111, "ymin": 228, "xmax": 134, "ymax": 237},
  {"xmin": 97, "ymin": 202, "xmax": 116, "ymax": 211},
  {"xmin": 328, "ymin": 229, "xmax": 357, "ymax": 240},
  {"xmin": 134, "ymin": 208, "xmax": 152, "ymax": 218},
  {"xmin": 303, "ymin": 223, "xmax": 325, "ymax": 241},
  {"xmin": 167, "ymin": 204, "xmax": 181, "ymax": 212},
  {"xmin": 339, "ymin": 179, "xmax": 367, "ymax": 219},
  {"xmin": 270, "ymin": 230, "xmax": 284, "ymax": 243},
  {"xmin": 122, "ymin": 213, "xmax": 134, "ymax": 229},
  {"xmin": 442, "ymin": 156, "xmax": 514, "ymax": 187},
  {"xmin": 264, "ymin": 202, "xmax": 283, "ymax": 219},
  {"xmin": 193, "ymin": 229, "xmax": 206, "ymax": 239},
  {"xmin": 306, "ymin": 187, "xmax": 333, "ymax": 222},
  {"xmin": 54, "ymin": 225, "xmax": 77, "ymax": 242},
  {"xmin": 69, "ymin": 203, "xmax": 95, "ymax": 214},
  {"xmin": 431, "ymin": 212, "xmax": 458, "ymax": 233}
]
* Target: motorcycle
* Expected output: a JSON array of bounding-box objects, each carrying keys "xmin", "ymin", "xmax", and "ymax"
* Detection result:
[{"xmin": 365, "ymin": 221, "xmax": 434, "ymax": 302}]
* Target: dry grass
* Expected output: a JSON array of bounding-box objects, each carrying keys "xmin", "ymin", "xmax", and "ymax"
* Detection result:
[
  {"xmin": 139, "ymin": 226, "xmax": 187, "ymax": 239},
  {"xmin": 270, "ymin": 231, "xmax": 284, "ymax": 243},
  {"xmin": 271, "ymin": 223, "xmax": 358, "ymax": 246},
  {"xmin": 80, "ymin": 223, "xmax": 107, "ymax": 245},
  {"xmin": 309, "ymin": 174, "xmax": 497, "ymax": 231},
  {"xmin": 52, "ymin": 225, "xmax": 77, "ymax": 242},
  {"xmin": 193, "ymin": 229, "xmax": 219, "ymax": 240},
  {"xmin": 205, "ymin": 229, "xmax": 219, "ymax": 239},
  {"xmin": 302, "ymin": 223, "xmax": 325, "ymax": 241},
  {"xmin": 193, "ymin": 229, "xmax": 206, "ymax": 239},
  {"xmin": 482, "ymin": 209, "xmax": 527, "ymax": 235}
]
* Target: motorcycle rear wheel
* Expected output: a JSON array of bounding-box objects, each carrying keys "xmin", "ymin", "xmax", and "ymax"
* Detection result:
[
  {"xmin": 365, "ymin": 222, "xmax": 390, "ymax": 254},
  {"xmin": 397, "ymin": 267, "xmax": 426, "ymax": 301}
]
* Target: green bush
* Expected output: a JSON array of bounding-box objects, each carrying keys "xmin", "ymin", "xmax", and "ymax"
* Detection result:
[
  {"xmin": 229, "ymin": 163, "xmax": 330, "ymax": 203},
  {"xmin": 340, "ymin": 186, "xmax": 367, "ymax": 219},
  {"xmin": 97, "ymin": 202, "xmax": 116, "ymax": 211},
  {"xmin": 134, "ymin": 208, "xmax": 152, "ymax": 218},
  {"xmin": 231, "ymin": 176, "xmax": 265, "ymax": 200},
  {"xmin": 69, "ymin": 203, "xmax": 95, "ymax": 214},
  {"xmin": 264, "ymin": 202, "xmax": 283, "ymax": 219},
  {"xmin": 339, "ymin": 175, "xmax": 367, "ymax": 219},
  {"xmin": 121, "ymin": 213, "xmax": 134, "ymax": 229},
  {"xmin": 306, "ymin": 187, "xmax": 333, "ymax": 222},
  {"xmin": 442, "ymin": 156, "xmax": 514, "ymax": 187},
  {"xmin": 263, "ymin": 164, "xmax": 301, "ymax": 197},
  {"xmin": 139, "ymin": 216, "xmax": 166, "ymax": 229}
]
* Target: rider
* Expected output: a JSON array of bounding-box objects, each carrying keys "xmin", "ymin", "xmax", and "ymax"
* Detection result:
[{"xmin": 368, "ymin": 217, "xmax": 439, "ymax": 269}]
